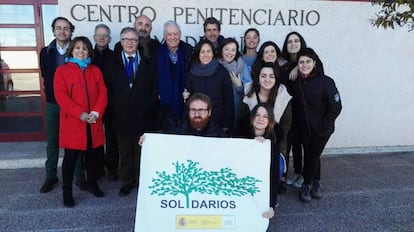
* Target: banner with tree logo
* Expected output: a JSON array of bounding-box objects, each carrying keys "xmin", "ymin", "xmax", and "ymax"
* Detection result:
[{"xmin": 135, "ymin": 133, "xmax": 270, "ymax": 232}]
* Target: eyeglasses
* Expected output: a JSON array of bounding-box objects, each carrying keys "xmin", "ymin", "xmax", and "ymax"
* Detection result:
[
  {"xmin": 95, "ymin": 34, "xmax": 109, "ymax": 38},
  {"xmin": 121, "ymin": 38, "xmax": 138, "ymax": 43},
  {"xmin": 189, "ymin": 108, "xmax": 209, "ymax": 114}
]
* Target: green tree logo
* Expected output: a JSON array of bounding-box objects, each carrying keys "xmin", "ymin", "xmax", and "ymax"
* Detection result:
[{"xmin": 149, "ymin": 160, "xmax": 262, "ymax": 208}]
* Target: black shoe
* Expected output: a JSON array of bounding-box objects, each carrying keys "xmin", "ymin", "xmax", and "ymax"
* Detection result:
[
  {"xmin": 63, "ymin": 190, "xmax": 75, "ymax": 208},
  {"xmin": 75, "ymin": 178, "xmax": 88, "ymax": 191},
  {"xmin": 118, "ymin": 185, "xmax": 134, "ymax": 197},
  {"xmin": 88, "ymin": 183, "xmax": 104, "ymax": 198},
  {"xmin": 310, "ymin": 180, "xmax": 322, "ymax": 199},
  {"xmin": 278, "ymin": 181, "xmax": 287, "ymax": 195},
  {"xmin": 300, "ymin": 184, "xmax": 312, "ymax": 203},
  {"xmin": 40, "ymin": 177, "xmax": 59, "ymax": 193}
]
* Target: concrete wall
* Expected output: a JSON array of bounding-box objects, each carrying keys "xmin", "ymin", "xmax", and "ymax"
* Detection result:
[{"xmin": 59, "ymin": 0, "xmax": 414, "ymax": 152}]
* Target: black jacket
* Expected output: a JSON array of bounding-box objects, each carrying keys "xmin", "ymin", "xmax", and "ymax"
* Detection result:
[
  {"xmin": 186, "ymin": 63, "xmax": 234, "ymax": 129},
  {"xmin": 105, "ymin": 51, "xmax": 159, "ymax": 137},
  {"xmin": 176, "ymin": 120, "xmax": 227, "ymax": 137},
  {"xmin": 292, "ymin": 73, "xmax": 342, "ymax": 136}
]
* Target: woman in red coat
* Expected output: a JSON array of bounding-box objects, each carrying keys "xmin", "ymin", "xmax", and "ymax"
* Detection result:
[{"xmin": 54, "ymin": 36, "xmax": 107, "ymax": 207}]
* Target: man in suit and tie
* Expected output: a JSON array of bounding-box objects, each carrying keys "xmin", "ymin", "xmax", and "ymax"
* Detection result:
[{"xmin": 105, "ymin": 27, "xmax": 159, "ymax": 196}]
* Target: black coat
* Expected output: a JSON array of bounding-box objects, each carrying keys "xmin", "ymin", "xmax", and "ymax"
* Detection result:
[
  {"xmin": 105, "ymin": 52, "xmax": 159, "ymax": 137},
  {"xmin": 291, "ymin": 73, "xmax": 342, "ymax": 136},
  {"xmin": 186, "ymin": 63, "xmax": 234, "ymax": 129}
]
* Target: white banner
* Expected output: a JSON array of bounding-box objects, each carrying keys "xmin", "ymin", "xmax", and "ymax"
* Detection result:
[{"xmin": 135, "ymin": 133, "xmax": 270, "ymax": 232}]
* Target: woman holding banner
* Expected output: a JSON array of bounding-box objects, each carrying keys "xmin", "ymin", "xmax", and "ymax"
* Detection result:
[{"xmin": 234, "ymin": 103, "xmax": 285, "ymax": 219}]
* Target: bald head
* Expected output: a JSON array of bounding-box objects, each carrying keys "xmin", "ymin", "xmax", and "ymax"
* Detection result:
[{"xmin": 134, "ymin": 15, "xmax": 152, "ymax": 39}]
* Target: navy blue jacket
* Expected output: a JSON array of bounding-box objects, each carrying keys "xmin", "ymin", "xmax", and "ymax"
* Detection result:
[{"xmin": 40, "ymin": 40, "xmax": 66, "ymax": 104}]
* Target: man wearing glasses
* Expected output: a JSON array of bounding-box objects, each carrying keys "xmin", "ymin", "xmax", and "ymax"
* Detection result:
[
  {"xmin": 114, "ymin": 15, "xmax": 160, "ymax": 60},
  {"xmin": 138, "ymin": 93, "xmax": 226, "ymax": 147},
  {"xmin": 177, "ymin": 93, "xmax": 226, "ymax": 137},
  {"xmin": 105, "ymin": 27, "xmax": 158, "ymax": 197}
]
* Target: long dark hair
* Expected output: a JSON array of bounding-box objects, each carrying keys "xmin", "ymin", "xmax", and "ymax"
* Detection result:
[
  {"xmin": 242, "ymin": 28, "xmax": 260, "ymax": 54},
  {"xmin": 281, "ymin": 31, "xmax": 307, "ymax": 62},
  {"xmin": 247, "ymin": 62, "xmax": 281, "ymax": 106},
  {"xmin": 218, "ymin": 38, "xmax": 242, "ymax": 61},
  {"xmin": 251, "ymin": 41, "xmax": 281, "ymax": 78},
  {"xmin": 191, "ymin": 39, "xmax": 216, "ymax": 67},
  {"xmin": 250, "ymin": 103, "xmax": 277, "ymax": 141}
]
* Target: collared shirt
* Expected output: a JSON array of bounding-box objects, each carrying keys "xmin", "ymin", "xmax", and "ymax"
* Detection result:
[
  {"xmin": 168, "ymin": 47, "xmax": 179, "ymax": 64},
  {"xmin": 56, "ymin": 42, "xmax": 70, "ymax": 55}
]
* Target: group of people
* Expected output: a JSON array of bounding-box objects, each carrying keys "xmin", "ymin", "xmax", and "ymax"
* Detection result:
[{"xmin": 38, "ymin": 14, "xmax": 342, "ymax": 218}]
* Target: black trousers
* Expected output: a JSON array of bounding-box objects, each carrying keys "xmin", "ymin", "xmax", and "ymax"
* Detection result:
[
  {"xmin": 62, "ymin": 125, "xmax": 100, "ymax": 188},
  {"xmin": 269, "ymin": 146, "xmax": 280, "ymax": 208},
  {"xmin": 104, "ymin": 117, "xmax": 119, "ymax": 172},
  {"xmin": 286, "ymin": 121, "xmax": 304, "ymax": 175},
  {"xmin": 116, "ymin": 133, "xmax": 141, "ymax": 186},
  {"xmin": 302, "ymin": 134, "xmax": 330, "ymax": 185}
]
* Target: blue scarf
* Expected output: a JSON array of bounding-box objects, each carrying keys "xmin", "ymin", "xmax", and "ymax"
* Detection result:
[
  {"xmin": 190, "ymin": 59, "xmax": 218, "ymax": 77},
  {"xmin": 157, "ymin": 42, "xmax": 186, "ymax": 114},
  {"xmin": 65, "ymin": 57, "xmax": 91, "ymax": 70}
]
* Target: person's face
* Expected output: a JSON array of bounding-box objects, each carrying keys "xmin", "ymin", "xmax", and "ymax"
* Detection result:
[
  {"xmin": 222, "ymin": 42, "xmax": 237, "ymax": 63},
  {"xmin": 93, "ymin": 27, "xmax": 111, "ymax": 49},
  {"xmin": 199, "ymin": 44, "xmax": 214, "ymax": 65},
  {"xmin": 244, "ymin": 31, "xmax": 259, "ymax": 50},
  {"xmin": 287, "ymin": 34, "xmax": 301, "ymax": 54},
  {"xmin": 298, "ymin": 55, "xmax": 316, "ymax": 75},
  {"xmin": 262, "ymin": 45, "xmax": 277, "ymax": 63},
  {"xmin": 252, "ymin": 106, "xmax": 269, "ymax": 132},
  {"xmin": 134, "ymin": 16, "xmax": 152, "ymax": 38},
  {"xmin": 71, "ymin": 41, "xmax": 89, "ymax": 60},
  {"xmin": 53, "ymin": 19, "xmax": 72, "ymax": 43},
  {"xmin": 188, "ymin": 99, "xmax": 211, "ymax": 130},
  {"xmin": 164, "ymin": 25, "xmax": 181, "ymax": 51},
  {"xmin": 259, "ymin": 67, "xmax": 276, "ymax": 91},
  {"xmin": 121, "ymin": 31, "xmax": 139, "ymax": 55},
  {"xmin": 204, "ymin": 24, "xmax": 220, "ymax": 43}
]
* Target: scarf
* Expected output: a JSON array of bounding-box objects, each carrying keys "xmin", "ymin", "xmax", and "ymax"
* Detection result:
[
  {"xmin": 190, "ymin": 59, "xmax": 218, "ymax": 77},
  {"xmin": 157, "ymin": 42, "xmax": 186, "ymax": 114},
  {"xmin": 65, "ymin": 57, "xmax": 91, "ymax": 70},
  {"xmin": 218, "ymin": 57, "xmax": 245, "ymax": 75}
]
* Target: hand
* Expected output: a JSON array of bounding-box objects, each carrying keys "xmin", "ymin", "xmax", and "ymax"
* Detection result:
[
  {"xmin": 87, "ymin": 112, "xmax": 98, "ymax": 124},
  {"xmin": 289, "ymin": 66, "xmax": 299, "ymax": 81},
  {"xmin": 79, "ymin": 112, "xmax": 89, "ymax": 122},
  {"xmin": 255, "ymin": 136, "xmax": 265, "ymax": 143},
  {"xmin": 182, "ymin": 88, "xmax": 190, "ymax": 103},
  {"xmin": 277, "ymin": 57, "xmax": 288, "ymax": 67},
  {"xmin": 262, "ymin": 207, "xmax": 275, "ymax": 219},
  {"xmin": 138, "ymin": 134, "xmax": 145, "ymax": 146},
  {"xmin": 229, "ymin": 71, "xmax": 242, "ymax": 88}
]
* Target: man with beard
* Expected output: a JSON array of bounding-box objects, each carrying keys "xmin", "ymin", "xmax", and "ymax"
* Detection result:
[
  {"xmin": 177, "ymin": 93, "xmax": 227, "ymax": 137},
  {"xmin": 114, "ymin": 15, "xmax": 160, "ymax": 59},
  {"xmin": 138, "ymin": 93, "xmax": 226, "ymax": 148}
]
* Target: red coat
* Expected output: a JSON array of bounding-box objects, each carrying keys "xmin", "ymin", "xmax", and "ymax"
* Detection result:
[{"xmin": 54, "ymin": 62, "xmax": 107, "ymax": 150}]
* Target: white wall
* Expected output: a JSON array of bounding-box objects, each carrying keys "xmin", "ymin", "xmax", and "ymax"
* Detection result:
[{"xmin": 59, "ymin": 0, "xmax": 414, "ymax": 151}]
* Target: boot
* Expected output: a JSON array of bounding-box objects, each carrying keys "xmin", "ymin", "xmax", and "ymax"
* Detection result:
[
  {"xmin": 63, "ymin": 184, "xmax": 75, "ymax": 207},
  {"xmin": 88, "ymin": 180, "xmax": 104, "ymax": 198}
]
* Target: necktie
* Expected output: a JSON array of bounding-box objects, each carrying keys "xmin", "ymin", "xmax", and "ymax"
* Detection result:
[{"xmin": 128, "ymin": 56, "xmax": 135, "ymax": 81}]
